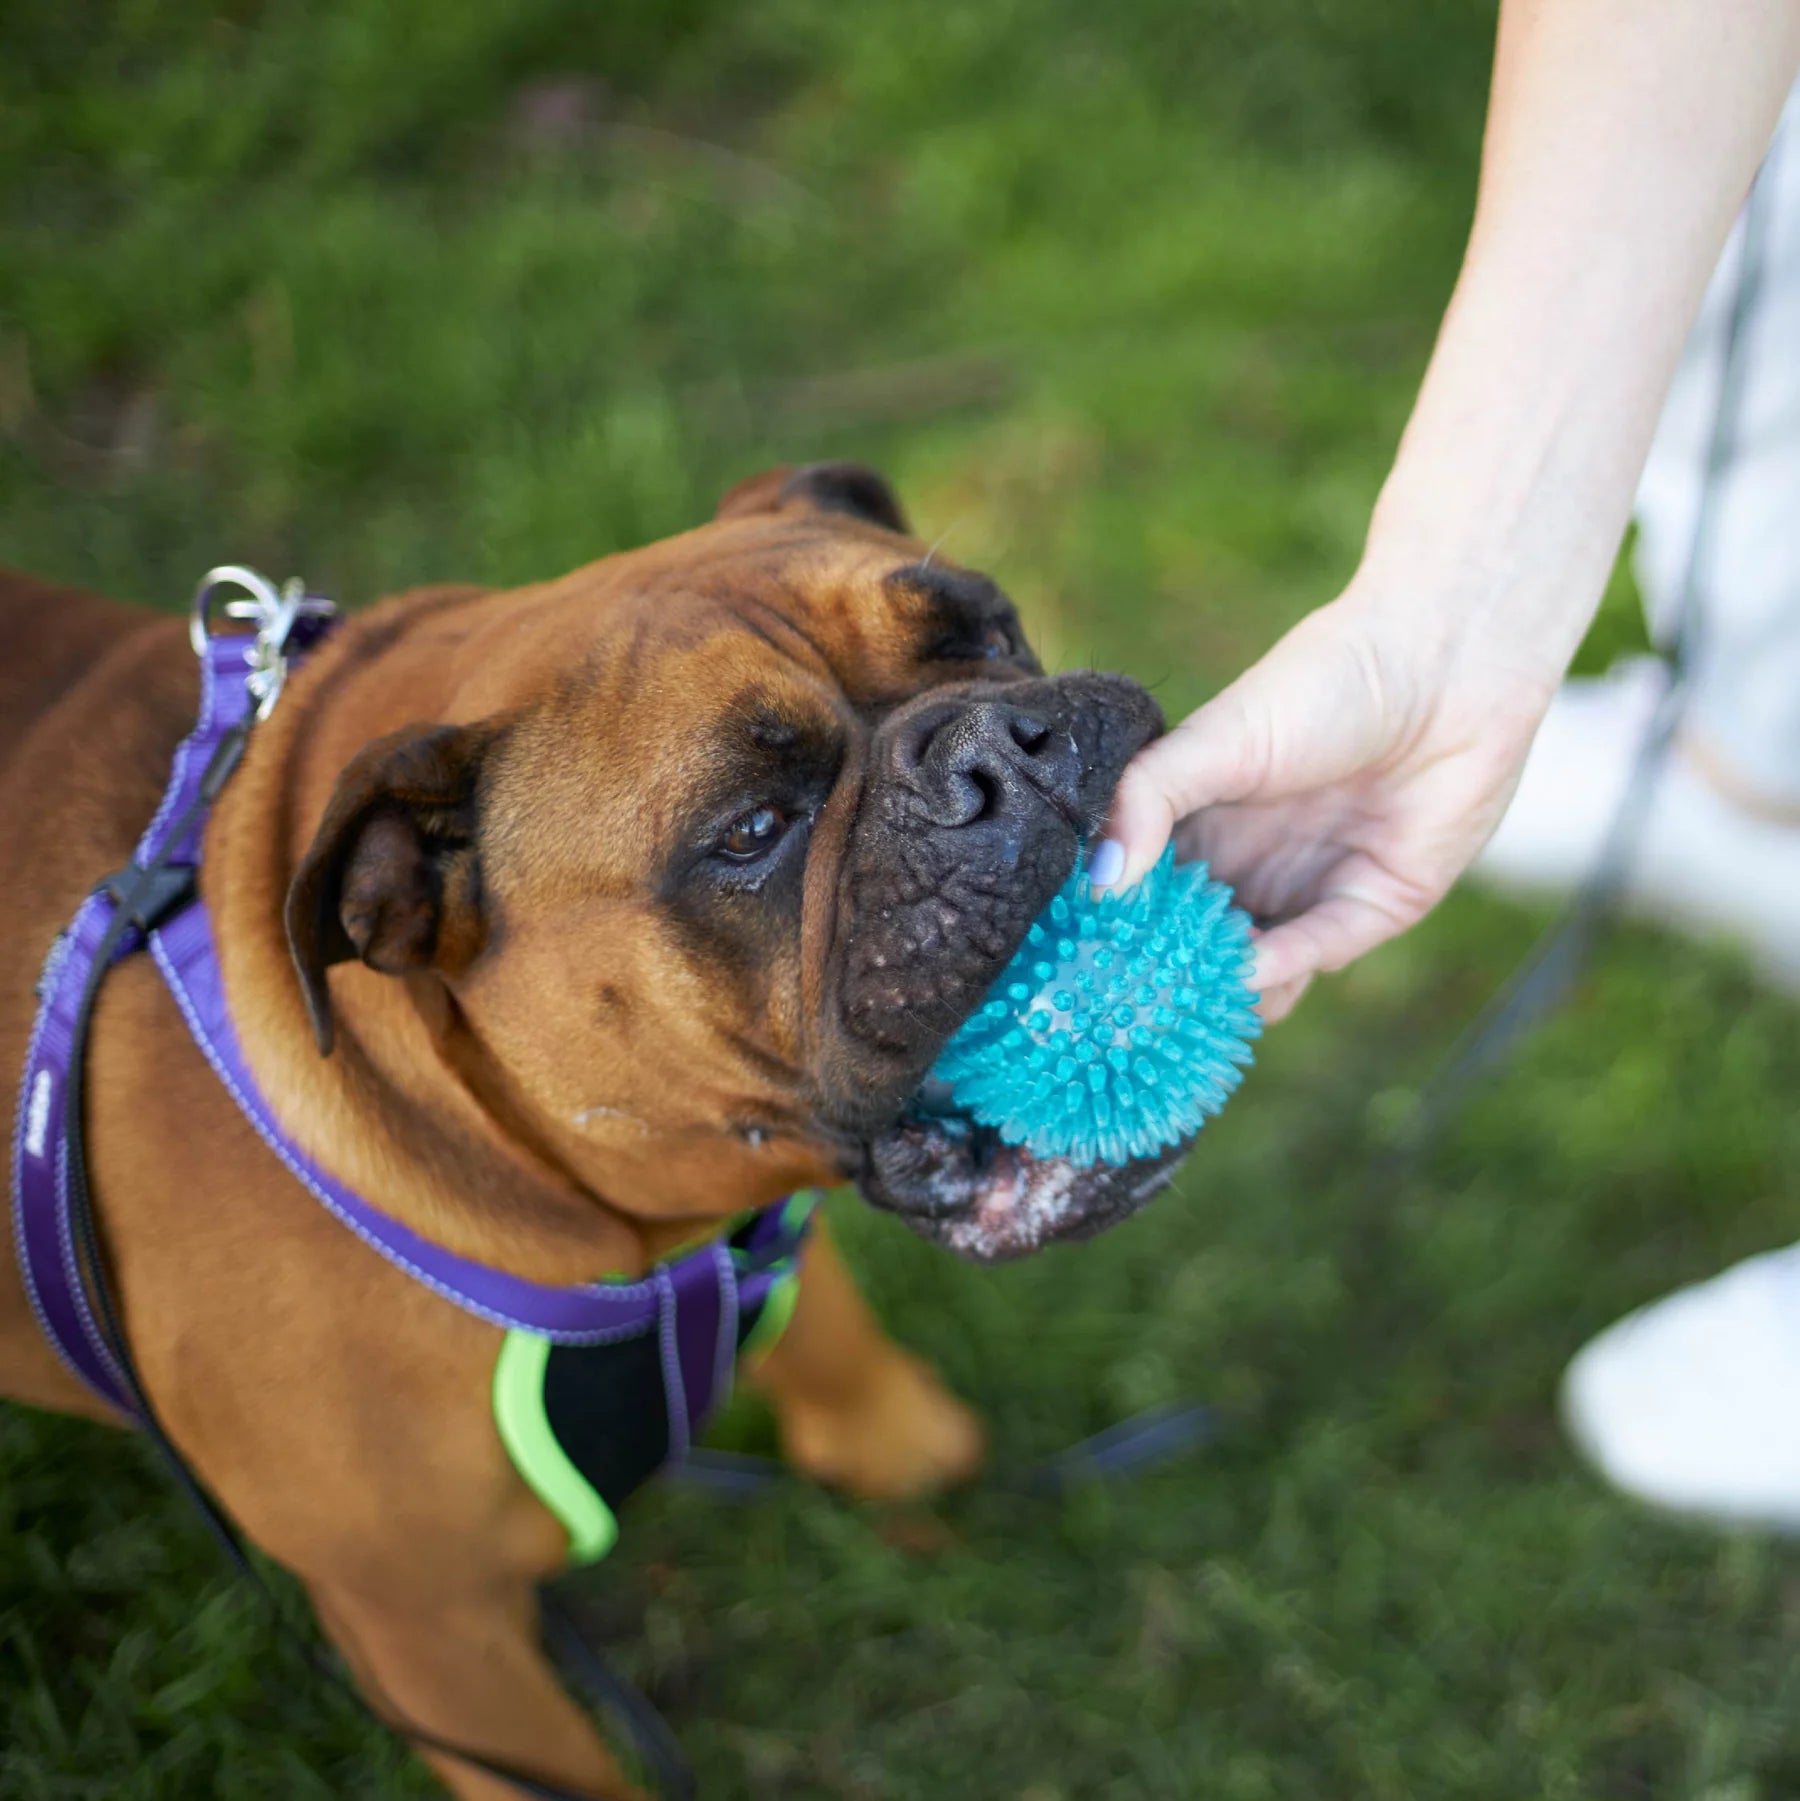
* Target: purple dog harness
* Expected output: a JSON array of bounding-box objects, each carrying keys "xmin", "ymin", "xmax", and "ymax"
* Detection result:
[{"xmin": 11, "ymin": 565, "xmax": 811, "ymax": 1516}]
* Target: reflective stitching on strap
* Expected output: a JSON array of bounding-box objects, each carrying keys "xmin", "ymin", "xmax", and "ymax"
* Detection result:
[
  {"xmin": 135, "ymin": 637, "xmax": 220, "ymax": 860},
  {"xmin": 55, "ymin": 1136, "xmax": 128, "ymax": 1396},
  {"xmin": 656, "ymin": 1268, "xmax": 689, "ymax": 1462},
  {"xmin": 13, "ymin": 892, "xmax": 132, "ymax": 1405},
  {"xmin": 711, "ymin": 1242, "xmax": 738, "ymax": 1411},
  {"xmin": 10, "ymin": 929, "xmax": 90, "ymax": 1394},
  {"xmin": 150, "ymin": 932, "xmax": 657, "ymax": 1347}
]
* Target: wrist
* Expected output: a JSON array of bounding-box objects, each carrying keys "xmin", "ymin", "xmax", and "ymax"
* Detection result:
[
  {"xmin": 1337, "ymin": 498, "xmax": 1603, "ymax": 711},
  {"xmin": 1344, "ymin": 215, "xmax": 1669, "ymax": 684},
  {"xmin": 1348, "ymin": 443, "xmax": 1621, "ymax": 686}
]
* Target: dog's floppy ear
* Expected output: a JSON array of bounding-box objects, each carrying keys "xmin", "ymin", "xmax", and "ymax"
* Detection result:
[
  {"xmin": 286, "ymin": 722, "xmax": 498, "ymax": 1056},
  {"xmin": 714, "ymin": 461, "xmax": 910, "ymax": 534}
]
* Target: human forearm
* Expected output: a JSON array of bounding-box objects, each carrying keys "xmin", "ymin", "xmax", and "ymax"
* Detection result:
[
  {"xmin": 1361, "ymin": 0, "xmax": 1800, "ymax": 676},
  {"xmin": 1098, "ymin": 2, "xmax": 1800, "ymax": 1003}
]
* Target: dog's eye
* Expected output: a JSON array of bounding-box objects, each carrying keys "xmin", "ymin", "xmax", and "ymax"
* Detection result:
[
  {"xmin": 718, "ymin": 805, "xmax": 790, "ymax": 861},
  {"xmin": 931, "ymin": 622, "xmax": 1015, "ymax": 661}
]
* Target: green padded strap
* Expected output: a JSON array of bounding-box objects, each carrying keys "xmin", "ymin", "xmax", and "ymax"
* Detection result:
[
  {"xmin": 492, "ymin": 1329, "xmax": 618, "ymax": 1566},
  {"xmin": 734, "ymin": 1192, "xmax": 814, "ymax": 1362},
  {"xmin": 738, "ymin": 1268, "xmax": 800, "ymax": 1363},
  {"xmin": 491, "ymin": 1195, "xmax": 815, "ymax": 1567}
]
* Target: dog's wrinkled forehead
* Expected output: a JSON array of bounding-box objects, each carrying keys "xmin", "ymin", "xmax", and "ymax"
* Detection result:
[{"xmin": 620, "ymin": 528, "xmax": 1034, "ymax": 714}]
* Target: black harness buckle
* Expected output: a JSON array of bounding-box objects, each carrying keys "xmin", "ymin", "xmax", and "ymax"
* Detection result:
[{"xmin": 101, "ymin": 860, "xmax": 198, "ymax": 935}]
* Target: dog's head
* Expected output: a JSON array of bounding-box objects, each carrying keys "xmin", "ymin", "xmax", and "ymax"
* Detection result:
[{"xmin": 288, "ymin": 464, "xmax": 1187, "ymax": 1260}]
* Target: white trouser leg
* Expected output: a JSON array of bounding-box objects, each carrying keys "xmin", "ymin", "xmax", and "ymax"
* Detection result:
[{"xmin": 1634, "ymin": 79, "xmax": 1800, "ymax": 813}]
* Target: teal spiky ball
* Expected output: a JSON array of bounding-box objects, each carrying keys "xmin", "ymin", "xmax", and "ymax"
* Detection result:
[{"xmin": 928, "ymin": 848, "xmax": 1261, "ymax": 1167}]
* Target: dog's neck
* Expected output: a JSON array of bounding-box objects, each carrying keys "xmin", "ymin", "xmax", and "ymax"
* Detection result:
[{"xmin": 206, "ymin": 584, "xmax": 705, "ymax": 1282}]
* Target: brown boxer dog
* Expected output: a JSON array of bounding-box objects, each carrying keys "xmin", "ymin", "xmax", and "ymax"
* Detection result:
[{"xmin": 0, "ymin": 464, "xmax": 1177, "ymax": 1798}]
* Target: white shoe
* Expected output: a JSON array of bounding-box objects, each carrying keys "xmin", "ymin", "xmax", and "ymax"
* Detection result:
[
  {"xmin": 1562, "ymin": 1246, "xmax": 1800, "ymax": 1530},
  {"xmin": 1475, "ymin": 657, "xmax": 1800, "ymax": 990}
]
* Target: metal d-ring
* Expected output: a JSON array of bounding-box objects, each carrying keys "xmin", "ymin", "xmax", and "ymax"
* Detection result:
[{"xmin": 189, "ymin": 564, "xmax": 335, "ymax": 719}]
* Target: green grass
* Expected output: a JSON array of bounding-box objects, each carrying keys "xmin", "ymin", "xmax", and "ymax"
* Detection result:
[{"xmin": 4, "ymin": 3, "xmax": 1798, "ymax": 1795}]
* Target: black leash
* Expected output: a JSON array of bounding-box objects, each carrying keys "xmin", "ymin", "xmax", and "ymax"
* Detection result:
[
  {"xmin": 672, "ymin": 1400, "xmax": 1221, "ymax": 1505},
  {"xmin": 60, "ymin": 736, "xmax": 696, "ymax": 1800}
]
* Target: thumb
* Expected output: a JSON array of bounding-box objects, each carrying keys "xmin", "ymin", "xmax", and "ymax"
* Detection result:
[{"xmin": 1092, "ymin": 689, "xmax": 1262, "ymax": 891}]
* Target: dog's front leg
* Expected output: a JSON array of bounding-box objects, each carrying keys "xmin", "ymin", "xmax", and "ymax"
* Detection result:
[
  {"xmin": 748, "ymin": 1217, "xmax": 986, "ymax": 1500},
  {"xmin": 309, "ymin": 1575, "xmax": 644, "ymax": 1801}
]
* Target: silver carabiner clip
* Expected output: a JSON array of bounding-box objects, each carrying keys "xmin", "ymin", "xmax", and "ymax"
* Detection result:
[{"xmin": 189, "ymin": 565, "xmax": 335, "ymax": 720}]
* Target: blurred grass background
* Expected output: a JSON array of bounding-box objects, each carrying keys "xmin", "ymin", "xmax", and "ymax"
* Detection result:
[{"xmin": 4, "ymin": 2, "xmax": 1800, "ymax": 1796}]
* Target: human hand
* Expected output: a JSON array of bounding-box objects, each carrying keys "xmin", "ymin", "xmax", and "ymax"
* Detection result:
[{"xmin": 1091, "ymin": 588, "xmax": 1562, "ymax": 1021}]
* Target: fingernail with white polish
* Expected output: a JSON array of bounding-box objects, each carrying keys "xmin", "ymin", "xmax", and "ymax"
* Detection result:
[{"xmin": 1087, "ymin": 838, "xmax": 1125, "ymax": 892}]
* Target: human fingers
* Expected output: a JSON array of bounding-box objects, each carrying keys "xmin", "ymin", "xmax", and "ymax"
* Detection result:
[
  {"xmin": 1254, "ymin": 973, "xmax": 1313, "ymax": 1023},
  {"xmin": 1248, "ymin": 875, "xmax": 1425, "ymax": 993},
  {"xmin": 1091, "ymin": 688, "xmax": 1261, "ymax": 892}
]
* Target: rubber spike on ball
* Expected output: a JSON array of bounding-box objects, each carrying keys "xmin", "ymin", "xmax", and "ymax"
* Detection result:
[{"xmin": 928, "ymin": 847, "xmax": 1261, "ymax": 1167}]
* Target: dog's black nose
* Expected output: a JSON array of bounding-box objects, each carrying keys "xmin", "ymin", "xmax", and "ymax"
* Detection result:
[{"xmin": 892, "ymin": 695, "xmax": 1083, "ymax": 830}]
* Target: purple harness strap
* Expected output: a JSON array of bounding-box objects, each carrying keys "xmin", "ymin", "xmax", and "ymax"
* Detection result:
[{"xmin": 11, "ymin": 575, "xmax": 808, "ymax": 1441}]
